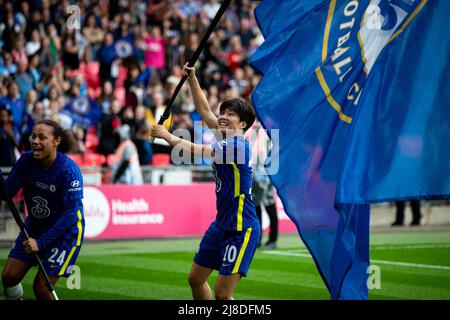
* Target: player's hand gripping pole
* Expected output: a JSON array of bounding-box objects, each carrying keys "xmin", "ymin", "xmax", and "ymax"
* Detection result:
[
  {"xmin": 150, "ymin": 0, "xmax": 232, "ymax": 143},
  {"xmin": 0, "ymin": 171, "xmax": 59, "ymax": 300}
]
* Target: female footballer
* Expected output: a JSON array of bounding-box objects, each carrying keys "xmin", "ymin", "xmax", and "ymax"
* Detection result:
[
  {"xmin": 151, "ymin": 64, "xmax": 260, "ymax": 300},
  {"xmin": 1, "ymin": 119, "xmax": 84, "ymax": 300}
]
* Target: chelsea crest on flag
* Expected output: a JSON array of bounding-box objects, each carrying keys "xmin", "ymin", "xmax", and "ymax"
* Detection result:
[{"xmin": 250, "ymin": 0, "xmax": 449, "ymax": 300}]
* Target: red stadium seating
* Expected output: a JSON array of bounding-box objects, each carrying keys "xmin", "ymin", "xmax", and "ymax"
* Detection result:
[
  {"xmin": 68, "ymin": 154, "xmax": 83, "ymax": 167},
  {"xmin": 85, "ymin": 130, "xmax": 99, "ymax": 153},
  {"xmin": 82, "ymin": 153, "xmax": 106, "ymax": 166},
  {"xmin": 152, "ymin": 153, "xmax": 171, "ymax": 166}
]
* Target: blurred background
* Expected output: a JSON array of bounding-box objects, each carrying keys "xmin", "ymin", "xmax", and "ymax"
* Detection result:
[
  {"xmin": 0, "ymin": 0, "xmax": 449, "ymax": 300},
  {"xmin": 0, "ymin": 0, "xmax": 449, "ymax": 242}
]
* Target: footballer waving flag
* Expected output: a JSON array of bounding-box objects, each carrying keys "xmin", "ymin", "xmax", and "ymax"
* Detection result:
[{"xmin": 249, "ymin": 0, "xmax": 444, "ymax": 299}]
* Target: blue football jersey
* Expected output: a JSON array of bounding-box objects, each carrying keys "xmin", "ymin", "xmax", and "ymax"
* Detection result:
[
  {"xmin": 6, "ymin": 151, "xmax": 84, "ymax": 245},
  {"xmin": 211, "ymin": 136, "xmax": 258, "ymax": 231}
]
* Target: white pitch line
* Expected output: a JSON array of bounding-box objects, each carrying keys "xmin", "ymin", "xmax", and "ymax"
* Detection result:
[
  {"xmin": 370, "ymin": 259, "xmax": 450, "ymax": 271},
  {"xmin": 262, "ymin": 250, "xmax": 450, "ymax": 271},
  {"xmin": 371, "ymin": 244, "xmax": 450, "ymax": 250},
  {"xmin": 262, "ymin": 250, "xmax": 311, "ymax": 258},
  {"xmin": 287, "ymin": 244, "xmax": 450, "ymax": 251}
]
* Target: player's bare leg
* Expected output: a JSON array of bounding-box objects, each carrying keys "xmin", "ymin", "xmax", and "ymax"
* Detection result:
[
  {"xmin": 214, "ymin": 273, "xmax": 241, "ymax": 300},
  {"xmin": 2, "ymin": 257, "xmax": 33, "ymax": 299},
  {"xmin": 188, "ymin": 262, "xmax": 213, "ymax": 300},
  {"xmin": 33, "ymin": 272, "xmax": 59, "ymax": 300}
]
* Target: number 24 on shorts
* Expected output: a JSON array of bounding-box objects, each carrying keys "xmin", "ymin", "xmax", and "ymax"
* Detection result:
[{"xmin": 48, "ymin": 248, "xmax": 66, "ymax": 266}]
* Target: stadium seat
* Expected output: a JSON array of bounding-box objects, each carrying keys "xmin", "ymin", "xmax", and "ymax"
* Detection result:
[
  {"xmin": 82, "ymin": 153, "xmax": 106, "ymax": 167},
  {"xmin": 68, "ymin": 154, "xmax": 83, "ymax": 167},
  {"xmin": 85, "ymin": 130, "xmax": 99, "ymax": 153},
  {"xmin": 151, "ymin": 153, "xmax": 171, "ymax": 166},
  {"xmin": 85, "ymin": 61, "xmax": 100, "ymax": 89},
  {"xmin": 106, "ymin": 154, "xmax": 116, "ymax": 167}
]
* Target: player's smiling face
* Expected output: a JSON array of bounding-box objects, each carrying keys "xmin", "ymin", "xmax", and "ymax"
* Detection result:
[
  {"xmin": 217, "ymin": 108, "xmax": 246, "ymax": 136},
  {"xmin": 31, "ymin": 124, "xmax": 60, "ymax": 161}
]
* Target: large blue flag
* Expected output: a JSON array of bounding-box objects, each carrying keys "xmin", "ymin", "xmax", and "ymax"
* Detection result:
[
  {"xmin": 336, "ymin": 0, "xmax": 450, "ymax": 204},
  {"xmin": 250, "ymin": 0, "xmax": 438, "ymax": 299}
]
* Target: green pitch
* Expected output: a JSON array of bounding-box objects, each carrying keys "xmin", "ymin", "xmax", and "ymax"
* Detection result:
[{"xmin": 1, "ymin": 229, "xmax": 449, "ymax": 300}]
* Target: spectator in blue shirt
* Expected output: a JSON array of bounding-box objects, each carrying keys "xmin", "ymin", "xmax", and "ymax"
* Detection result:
[
  {"xmin": 16, "ymin": 61, "xmax": 34, "ymax": 98},
  {"xmin": 0, "ymin": 79, "xmax": 26, "ymax": 142}
]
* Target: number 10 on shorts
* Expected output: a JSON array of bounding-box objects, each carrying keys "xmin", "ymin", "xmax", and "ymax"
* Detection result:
[{"xmin": 223, "ymin": 245, "xmax": 237, "ymax": 265}]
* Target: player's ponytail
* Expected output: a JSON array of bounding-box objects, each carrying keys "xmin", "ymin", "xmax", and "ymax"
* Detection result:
[{"xmin": 34, "ymin": 119, "xmax": 77, "ymax": 154}]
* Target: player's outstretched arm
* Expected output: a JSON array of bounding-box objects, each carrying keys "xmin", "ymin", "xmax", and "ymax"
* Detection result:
[
  {"xmin": 183, "ymin": 64, "xmax": 218, "ymax": 129},
  {"xmin": 151, "ymin": 125, "xmax": 213, "ymax": 158}
]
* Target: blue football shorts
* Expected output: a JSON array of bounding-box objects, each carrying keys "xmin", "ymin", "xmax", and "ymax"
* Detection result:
[
  {"xmin": 194, "ymin": 221, "xmax": 260, "ymax": 277},
  {"xmin": 9, "ymin": 230, "xmax": 82, "ymax": 278}
]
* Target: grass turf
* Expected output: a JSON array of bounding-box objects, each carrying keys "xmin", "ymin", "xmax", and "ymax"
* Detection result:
[{"xmin": 0, "ymin": 229, "xmax": 449, "ymax": 300}]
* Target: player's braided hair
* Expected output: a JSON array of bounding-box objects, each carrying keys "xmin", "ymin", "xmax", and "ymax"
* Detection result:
[{"xmin": 34, "ymin": 119, "xmax": 77, "ymax": 154}]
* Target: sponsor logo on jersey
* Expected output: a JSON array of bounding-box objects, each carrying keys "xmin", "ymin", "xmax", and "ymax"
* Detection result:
[
  {"xmin": 68, "ymin": 180, "xmax": 81, "ymax": 192},
  {"xmin": 35, "ymin": 182, "xmax": 55, "ymax": 192},
  {"xmin": 71, "ymin": 180, "xmax": 80, "ymax": 188},
  {"xmin": 36, "ymin": 182, "xmax": 49, "ymax": 190},
  {"xmin": 31, "ymin": 196, "xmax": 51, "ymax": 218}
]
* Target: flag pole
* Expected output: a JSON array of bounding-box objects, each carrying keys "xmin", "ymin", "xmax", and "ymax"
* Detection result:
[
  {"xmin": 0, "ymin": 171, "xmax": 59, "ymax": 300},
  {"xmin": 150, "ymin": 0, "xmax": 232, "ymax": 143}
]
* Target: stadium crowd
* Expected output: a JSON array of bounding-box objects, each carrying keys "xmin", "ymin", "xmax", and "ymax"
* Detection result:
[{"xmin": 0, "ymin": 0, "xmax": 263, "ymax": 167}]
